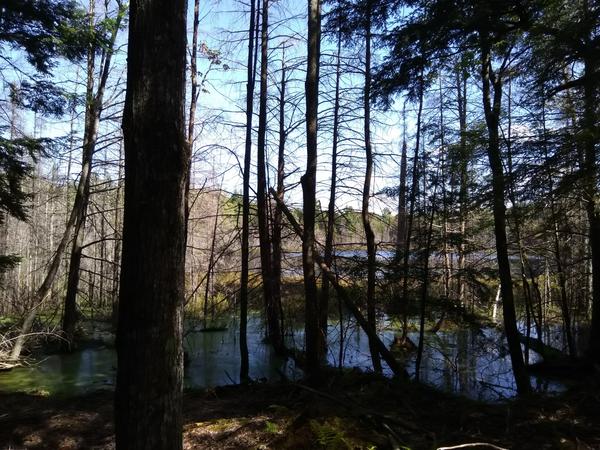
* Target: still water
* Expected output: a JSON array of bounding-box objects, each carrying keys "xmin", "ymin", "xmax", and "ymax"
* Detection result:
[{"xmin": 0, "ymin": 315, "xmax": 564, "ymax": 401}]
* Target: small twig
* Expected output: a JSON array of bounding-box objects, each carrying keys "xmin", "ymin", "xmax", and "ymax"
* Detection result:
[{"xmin": 224, "ymin": 370, "xmax": 236, "ymax": 385}]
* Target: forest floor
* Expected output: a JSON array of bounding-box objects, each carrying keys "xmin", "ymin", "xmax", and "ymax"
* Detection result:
[{"xmin": 0, "ymin": 370, "xmax": 599, "ymax": 450}]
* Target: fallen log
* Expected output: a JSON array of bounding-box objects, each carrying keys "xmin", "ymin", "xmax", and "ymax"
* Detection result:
[
  {"xmin": 269, "ymin": 188, "xmax": 406, "ymax": 379},
  {"xmin": 518, "ymin": 333, "xmax": 564, "ymax": 361}
]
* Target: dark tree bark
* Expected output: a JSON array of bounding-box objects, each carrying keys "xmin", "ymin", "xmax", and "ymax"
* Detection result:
[
  {"xmin": 240, "ymin": 0, "xmax": 257, "ymax": 383},
  {"xmin": 303, "ymin": 0, "xmax": 324, "ymax": 379},
  {"xmin": 115, "ymin": 0, "xmax": 188, "ymax": 448},
  {"xmin": 480, "ymin": 39, "xmax": 530, "ymax": 395},
  {"xmin": 582, "ymin": 50, "xmax": 600, "ymax": 363},
  {"xmin": 361, "ymin": 4, "xmax": 382, "ymax": 373}
]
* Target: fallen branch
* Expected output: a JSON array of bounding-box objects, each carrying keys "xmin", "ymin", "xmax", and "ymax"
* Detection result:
[
  {"xmin": 437, "ymin": 443, "xmax": 508, "ymax": 450},
  {"xmin": 269, "ymin": 188, "xmax": 406, "ymax": 379}
]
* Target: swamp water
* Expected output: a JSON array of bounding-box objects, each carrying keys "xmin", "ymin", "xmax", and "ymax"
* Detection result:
[{"xmin": 0, "ymin": 315, "xmax": 564, "ymax": 401}]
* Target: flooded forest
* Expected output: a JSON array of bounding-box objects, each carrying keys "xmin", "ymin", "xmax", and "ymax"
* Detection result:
[{"xmin": 1, "ymin": 0, "xmax": 599, "ymax": 449}]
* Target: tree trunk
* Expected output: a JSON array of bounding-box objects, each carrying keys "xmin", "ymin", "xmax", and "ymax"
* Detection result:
[
  {"xmin": 539, "ymin": 97, "xmax": 574, "ymax": 357},
  {"xmin": 480, "ymin": 40, "xmax": 530, "ymax": 395},
  {"xmin": 272, "ymin": 48, "xmax": 287, "ymax": 348},
  {"xmin": 400, "ymin": 74, "xmax": 424, "ymax": 339},
  {"xmin": 239, "ymin": 0, "xmax": 257, "ymax": 383},
  {"xmin": 62, "ymin": 2, "xmax": 125, "ymax": 347},
  {"xmin": 115, "ymin": 0, "xmax": 188, "ymax": 448},
  {"xmin": 396, "ymin": 139, "xmax": 408, "ymax": 255},
  {"xmin": 362, "ymin": 5, "xmax": 381, "ymax": 373},
  {"xmin": 203, "ymin": 195, "xmax": 221, "ymax": 329},
  {"xmin": 415, "ymin": 165, "xmax": 440, "ymax": 380},
  {"xmin": 456, "ymin": 67, "xmax": 468, "ymax": 305},
  {"xmin": 256, "ymin": 0, "xmax": 284, "ymax": 353},
  {"xmin": 322, "ymin": 29, "xmax": 342, "ymax": 343},
  {"xmin": 582, "ymin": 50, "xmax": 600, "ymax": 363},
  {"xmin": 111, "ymin": 141, "xmax": 123, "ymax": 328},
  {"xmin": 303, "ymin": 0, "xmax": 323, "ymax": 380},
  {"xmin": 271, "ymin": 188, "xmax": 406, "ymax": 378}
]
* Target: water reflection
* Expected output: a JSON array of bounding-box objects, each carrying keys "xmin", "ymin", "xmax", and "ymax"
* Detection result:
[{"xmin": 0, "ymin": 315, "xmax": 564, "ymax": 401}]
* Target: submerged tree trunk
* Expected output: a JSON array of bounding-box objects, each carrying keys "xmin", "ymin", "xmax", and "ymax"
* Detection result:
[
  {"xmin": 480, "ymin": 40, "xmax": 530, "ymax": 396},
  {"xmin": 303, "ymin": 0, "xmax": 323, "ymax": 380},
  {"xmin": 115, "ymin": 0, "xmax": 188, "ymax": 448}
]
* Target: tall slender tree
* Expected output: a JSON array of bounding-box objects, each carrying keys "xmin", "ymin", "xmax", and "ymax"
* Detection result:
[
  {"xmin": 322, "ymin": 28, "xmax": 343, "ymax": 343},
  {"xmin": 272, "ymin": 45, "xmax": 288, "ymax": 350},
  {"xmin": 303, "ymin": 0, "xmax": 323, "ymax": 379},
  {"xmin": 361, "ymin": 0, "xmax": 382, "ymax": 373},
  {"xmin": 239, "ymin": 0, "xmax": 258, "ymax": 383},
  {"xmin": 256, "ymin": 0, "xmax": 284, "ymax": 353}
]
